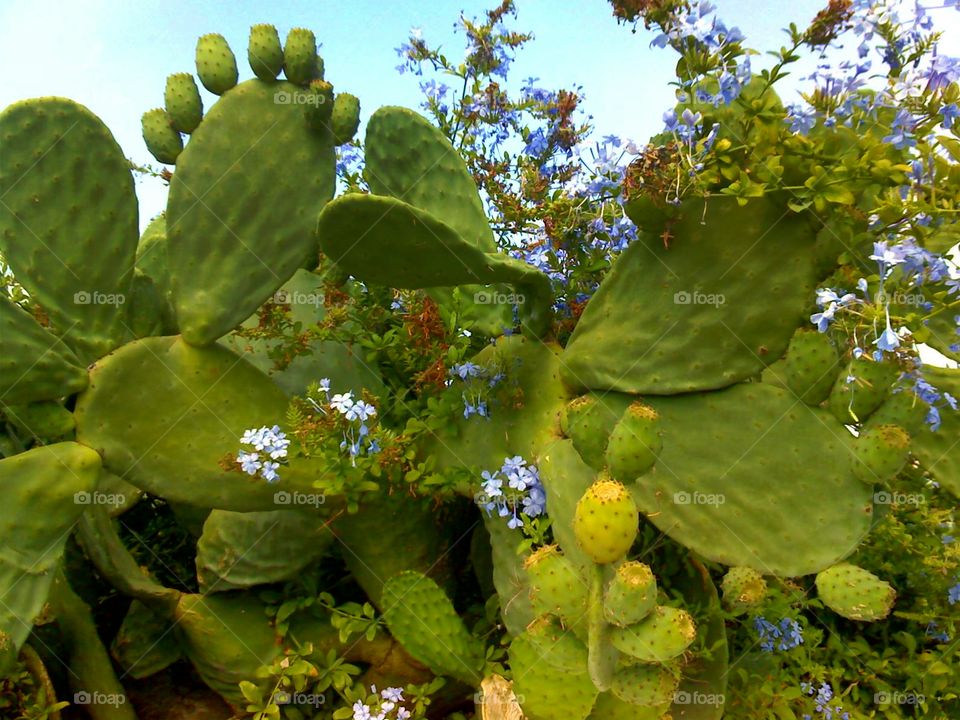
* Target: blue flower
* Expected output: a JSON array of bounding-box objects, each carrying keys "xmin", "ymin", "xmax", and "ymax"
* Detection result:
[
  {"xmin": 874, "ymin": 313, "xmax": 900, "ymax": 353},
  {"xmin": 330, "ymin": 392, "xmax": 354, "ymax": 414},
  {"xmin": 926, "ymin": 621, "xmax": 951, "ymax": 643},
  {"xmin": 949, "ymin": 582, "xmax": 960, "ymax": 605},
  {"xmin": 261, "ymin": 460, "xmax": 280, "ymax": 483},
  {"xmin": 882, "ymin": 109, "xmax": 917, "ymax": 149},
  {"xmin": 451, "ymin": 362, "xmax": 483, "ymax": 380},
  {"xmin": 345, "ymin": 401, "xmax": 376, "ymax": 423},
  {"xmin": 811, "ymin": 303, "xmax": 839, "ymax": 333},
  {"xmin": 237, "ymin": 451, "xmax": 261, "ymax": 476},
  {"xmin": 754, "ymin": 616, "xmax": 803, "ymax": 652}
]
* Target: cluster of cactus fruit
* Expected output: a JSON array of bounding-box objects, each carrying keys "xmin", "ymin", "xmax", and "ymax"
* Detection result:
[{"xmin": 0, "ymin": 18, "xmax": 955, "ymax": 720}]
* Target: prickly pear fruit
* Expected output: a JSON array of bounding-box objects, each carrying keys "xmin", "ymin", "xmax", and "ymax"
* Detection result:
[
  {"xmin": 610, "ymin": 605, "xmax": 696, "ymax": 663},
  {"xmin": 605, "ymin": 401, "xmax": 661, "ymax": 482},
  {"xmin": 852, "ymin": 424, "xmax": 910, "ymax": 484},
  {"xmin": 721, "ymin": 566, "xmax": 767, "ymax": 615},
  {"xmin": 830, "ymin": 356, "xmax": 898, "ymax": 424},
  {"xmin": 141, "ymin": 108, "xmax": 182, "ymax": 164},
  {"xmin": 573, "ymin": 477, "xmax": 638, "ymax": 564},
  {"xmin": 195, "ymin": 33, "xmax": 238, "ymax": 95},
  {"xmin": 603, "ymin": 560, "xmax": 657, "ymax": 627},
  {"xmin": 304, "ymin": 79, "xmax": 334, "ymax": 130},
  {"xmin": 563, "ymin": 395, "xmax": 616, "ymax": 470},
  {"xmin": 247, "ymin": 23, "xmax": 283, "ymax": 81},
  {"xmin": 163, "ymin": 73, "xmax": 203, "ymax": 133},
  {"xmin": 329, "ymin": 92, "xmax": 361, "ymax": 145},
  {"xmin": 815, "ymin": 563, "xmax": 895, "ymax": 621},
  {"xmin": 784, "ymin": 328, "xmax": 839, "ymax": 405},
  {"xmin": 610, "ymin": 663, "xmax": 679, "ymax": 708},
  {"xmin": 524, "ymin": 545, "xmax": 589, "ymax": 631},
  {"xmin": 283, "ymin": 28, "xmax": 319, "ymax": 85}
]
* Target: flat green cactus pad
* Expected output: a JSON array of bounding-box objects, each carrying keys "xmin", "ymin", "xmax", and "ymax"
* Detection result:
[
  {"xmin": 0, "ymin": 442, "xmax": 100, "ymax": 668},
  {"xmin": 73, "ymin": 335, "xmax": 330, "ymax": 511},
  {"xmin": 424, "ymin": 335, "xmax": 569, "ymax": 472},
  {"xmin": 0, "ymin": 98, "xmax": 139, "ymax": 362},
  {"xmin": 815, "ymin": 562, "xmax": 896, "ymax": 622},
  {"xmin": 196, "ymin": 509, "xmax": 334, "ymax": 593},
  {"xmin": 562, "ymin": 195, "xmax": 818, "ymax": 394},
  {"xmin": 111, "ymin": 599, "xmax": 182, "ymax": 679},
  {"xmin": 538, "ymin": 440, "xmax": 599, "ymax": 573},
  {"xmin": 166, "ymin": 78, "xmax": 336, "ymax": 345},
  {"xmin": 908, "ymin": 366, "xmax": 960, "ymax": 498},
  {"xmin": 174, "ymin": 592, "xmax": 280, "ymax": 706},
  {"xmin": 220, "ymin": 269, "xmax": 385, "ymax": 397},
  {"xmin": 483, "ymin": 513, "xmax": 535, "ymax": 636},
  {"xmin": 636, "ymin": 382, "xmax": 873, "ymax": 576},
  {"xmin": 0, "ymin": 295, "xmax": 88, "ymax": 404},
  {"xmin": 365, "ymin": 106, "xmax": 496, "ymax": 251},
  {"xmin": 382, "ymin": 570, "xmax": 484, "ymax": 685}
]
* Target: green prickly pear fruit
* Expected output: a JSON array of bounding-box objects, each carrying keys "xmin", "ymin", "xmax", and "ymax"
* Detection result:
[
  {"xmin": 784, "ymin": 328, "xmax": 839, "ymax": 405},
  {"xmin": 524, "ymin": 545, "xmax": 589, "ymax": 629},
  {"xmin": 830, "ymin": 356, "xmax": 899, "ymax": 424},
  {"xmin": 573, "ymin": 477, "xmax": 638, "ymax": 565},
  {"xmin": 610, "ymin": 663, "xmax": 679, "ymax": 708},
  {"xmin": 605, "ymin": 401, "xmax": 661, "ymax": 482},
  {"xmin": 163, "ymin": 73, "xmax": 203, "ymax": 133},
  {"xmin": 283, "ymin": 28, "xmax": 319, "ymax": 85},
  {"xmin": 329, "ymin": 93, "xmax": 361, "ymax": 145},
  {"xmin": 304, "ymin": 79, "xmax": 334, "ymax": 131},
  {"xmin": 141, "ymin": 108, "xmax": 182, "ymax": 164},
  {"xmin": 721, "ymin": 566, "xmax": 767, "ymax": 615},
  {"xmin": 852, "ymin": 424, "xmax": 910, "ymax": 484},
  {"xmin": 815, "ymin": 563, "xmax": 895, "ymax": 621},
  {"xmin": 610, "ymin": 605, "xmax": 696, "ymax": 663},
  {"xmin": 195, "ymin": 33, "xmax": 238, "ymax": 95},
  {"xmin": 563, "ymin": 395, "xmax": 614, "ymax": 470},
  {"xmin": 602, "ymin": 560, "xmax": 657, "ymax": 627},
  {"xmin": 247, "ymin": 23, "xmax": 283, "ymax": 81}
]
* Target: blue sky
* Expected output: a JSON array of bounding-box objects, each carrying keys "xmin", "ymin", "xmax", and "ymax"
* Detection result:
[{"xmin": 0, "ymin": 0, "xmax": 956, "ymax": 227}]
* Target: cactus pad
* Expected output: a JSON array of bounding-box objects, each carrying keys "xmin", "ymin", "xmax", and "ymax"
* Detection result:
[
  {"xmin": 330, "ymin": 93, "xmax": 361, "ymax": 145},
  {"xmin": 829, "ymin": 356, "xmax": 898, "ymax": 424},
  {"xmin": 510, "ymin": 619, "xmax": 599, "ymax": 720},
  {"xmin": 638, "ymin": 382, "xmax": 874, "ymax": 576},
  {"xmin": 904, "ymin": 367, "xmax": 960, "ymax": 498},
  {"xmin": 525, "ymin": 545, "xmax": 589, "ymax": 631},
  {"xmin": 562, "ymin": 195, "xmax": 818, "ymax": 394},
  {"xmin": 0, "ymin": 97, "xmax": 139, "ymax": 362},
  {"xmin": 196, "ymin": 509, "xmax": 334, "ymax": 592},
  {"xmin": 141, "ymin": 108, "xmax": 183, "ymax": 164},
  {"xmin": 610, "ymin": 663, "xmax": 679, "ymax": 708},
  {"xmin": 815, "ymin": 563, "xmax": 896, "ymax": 621},
  {"xmin": 111, "ymin": 600, "xmax": 181, "ymax": 679},
  {"xmin": 247, "ymin": 24, "xmax": 283, "ymax": 81},
  {"xmin": 283, "ymin": 28, "xmax": 319, "ymax": 85},
  {"xmin": 382, "ymin": 570, "xmax": 484, "ymax": 685},
  {"xmin": 0, "ymin": 442, "xmax": 100, "ymax": 665},
  {"xmin": 0, "ymin": 295, "xmax": 87, "ymax": 404},
  {"xmin": 167, "ymin": 78, "xmax": 336, "ymax": 345},
  {"xmin": 73, "ymin": 336, "xmax": 329, "ymax": 511}
]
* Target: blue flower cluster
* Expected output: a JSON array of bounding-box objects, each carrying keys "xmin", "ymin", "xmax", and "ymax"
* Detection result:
[
  {"xmin": 237, "ymin": 425, "xmax": 290, "ymax": 483},
  {"xmin": 926, "ymin": 620, "xmax": 951, "ymax": 643},
  {"xmin": 314, "ymin": 378, "xmax": 380, "ymax": 464},
  {"xmin": 800, "ymin": 682, "xmax": 850, "ymax": 720},
  {"xmin": 949, "ymin": 580, "xmax": 960, "ymax": 605},
  {"xmin": 352, "ymin": 685, "xmax": 410, "ymax": 720},
  {"xmin": 753, "ymin": 616, "xmax": 804, "ymax": 652},
  {"xmin": 448, "ymin": 361, "xmax": 504, "ymax": 419},
  {"xmin": 477, "ymin": 456, "xmax": 547, "ymax": 530}
]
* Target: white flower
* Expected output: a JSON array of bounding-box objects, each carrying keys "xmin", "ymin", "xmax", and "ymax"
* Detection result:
[{"xmin": 331, "ymin": 392, "xmax": 355, "ymax": 414}]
